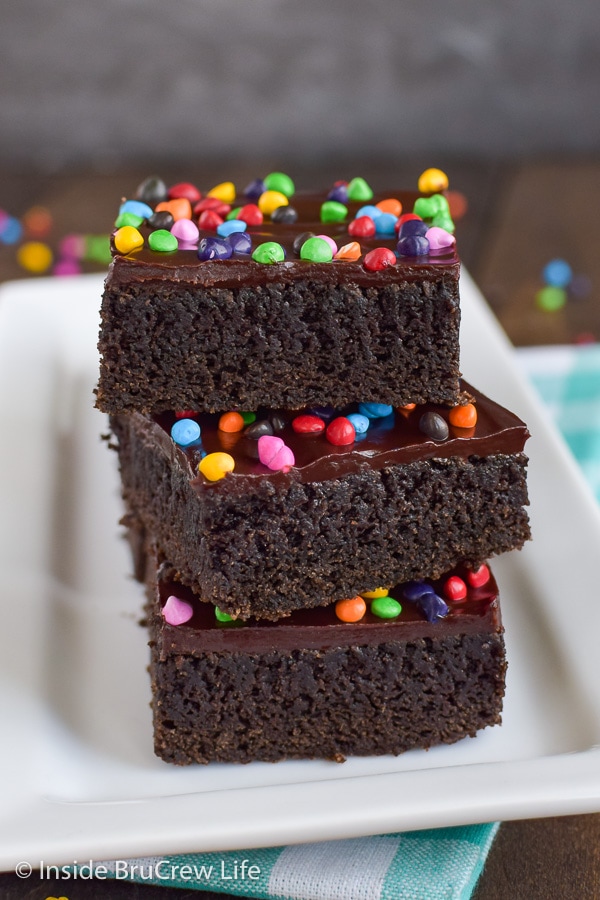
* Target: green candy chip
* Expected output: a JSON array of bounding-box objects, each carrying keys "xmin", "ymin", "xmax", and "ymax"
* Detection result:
[
  {"xmin": 252, "ymin": 241, "xmax": 286, "ymax": 264},
  {"xmin": 264, "ymin": 172, "xmax": 295, "ymax": 198},
  {"xmin": 300, "ymin": 236, "xmax": 333, "ymax": 263},
  {"xmin": 320, "ymin": 200, "xmax": 348, "ymax": 223},
  {"xmin": 215, "ymin": 606, "xmax": 234, "ymax": 623},
  {"xmin": 84, "ymin": 234, "xmax": 113, "ymax": 264},
  {"xmin": 347, "ymin": 177, "xmax": 373, "ymax": 202},
  {"xmin": 413, "ymin": 194, "xmax": 455, "ymax": 233},
  {"xmin": 536, "ymin": 285, "xmax": 567, "ymax": 312},
  {"xmin": 370, "ymin": 596, "xmax": 402, "ymax": 619},
  {"xmin": 114, "ymin": 211, "xmax": 144, "ymax": 229},
  {"xmin": 148, "ymin": 229, "xmax": 178, "ymax": 252}
]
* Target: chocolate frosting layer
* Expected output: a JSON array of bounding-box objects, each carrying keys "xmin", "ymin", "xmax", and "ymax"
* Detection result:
[
  {"xmin": 108, "ymin": 190, "xmax": 459, "ymax": 291},
  {"xmin": 146, "ymin": 381, "xmax": 529, "ymax": 492},
  {"xmin": 154, "ymin": 562, "xmax": 501, "ymax": 656}
]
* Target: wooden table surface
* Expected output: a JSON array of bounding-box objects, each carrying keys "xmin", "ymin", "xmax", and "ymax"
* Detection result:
[{"xmin": 1, "ymin": 160, "xmax": 599, "ymax": 899}]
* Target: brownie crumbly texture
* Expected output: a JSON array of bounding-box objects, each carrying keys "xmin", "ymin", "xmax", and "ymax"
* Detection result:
[
  {"xmin": 148, "ymin": 556, "xmax": 507, "ymax": 765},
  {"xmin": 110, "ymin": 382, "xmax": 530, "ymax": 620},
  {"xmin": 97, "ymin": 184, "xmax": 462, "ymax": 415}
]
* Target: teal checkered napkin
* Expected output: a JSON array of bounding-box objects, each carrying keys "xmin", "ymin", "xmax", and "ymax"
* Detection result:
[
  {"xmin": 99, "ymin": 823, "xmax": 499, "ymax": 899},
  {"xmin": 517, "ymin": 343, "xmax": 600, "ymax": 501}
]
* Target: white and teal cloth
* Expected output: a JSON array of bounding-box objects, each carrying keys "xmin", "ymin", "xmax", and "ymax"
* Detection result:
[
  {"xmin": 101, "ymin": 824, "xmax": 499, "ymax": 899},
  {"xmin": 517, "ymin": 343, "xmax": 600, "ymax": 503},
  {"xmin": 104, "ymin": 343, "xmax": 600, "ymax": 900}
]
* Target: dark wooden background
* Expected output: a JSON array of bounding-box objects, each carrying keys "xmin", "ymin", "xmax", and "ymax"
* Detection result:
[{"xmin": 1, "ymin": 159, "xmax": 599, "ymax": 898}]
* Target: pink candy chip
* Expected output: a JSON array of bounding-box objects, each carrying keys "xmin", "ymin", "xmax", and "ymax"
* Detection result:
[
  {"xmin": 171, "ymin": 218, "xmax": 200, "ymax": 242},
  {"xmin": 425, "ymin": 226, "xmax": 456, "ymax": 250},
  {"xmin": 258, "ymin": 435, "xmax": 295, "ymax": 471},
  {"xmin": 162, "ymin": 594, "xmax": 194, "ymax": 626}
]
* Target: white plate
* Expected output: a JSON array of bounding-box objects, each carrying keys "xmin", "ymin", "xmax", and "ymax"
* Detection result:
[{"xmin": 2, "ymin": 271, "xmax": 600, "ymax": 869}]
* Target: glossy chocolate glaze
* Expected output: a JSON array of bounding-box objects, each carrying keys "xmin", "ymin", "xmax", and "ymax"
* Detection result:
[
  {"xmin": 154, "ymin": 562, "xmax": 501, "ymax": 656},
  {"xmin": 107, "ymin": 190, "xmax": 459, "ymax": 291},
  {"xmin": 146, "ymin": 381, "xmax": 529, "ymax": 493}
]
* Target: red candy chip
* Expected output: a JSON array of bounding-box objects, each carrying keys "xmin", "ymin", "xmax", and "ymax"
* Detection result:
[
  {"xmin": 395, "ymin": 213, "xmax": 422, "ymax": 233},
  {"xmin": 198, "ymin": 209, "xmax": 224, "ymax": 230},
  {"xmin": 168, "ymin": 182, "xmax": 202, "ymax": 203},
  {"xmin": 326, "ymin": 416, "xmax": 356, "ymax": 446},
  {"xmin": 175, "ymin": 410, "xmax": 199, "ymax": 419},
  {"xmin": 363, "ymin": 247, "xmax": 396, "ymax": 272},
  {"xmin": 466, "ymin": 564, "xmax": 490, "ymax": 588},
  {"xmin": 348, "ymin": 215, "xmax": 376, "ymax": 238},
  {"xmin": 444, "ymin": 575, "xmax": 467, "ymax": 602},
  {"xmin": 194, "ymin": 197, "xmax": 232, "ymax": 218},
  {"xmin": 237, "ymin": 203, "xmax": 264, "ymax": 226},
  {"xmin": 292, "ymin": 414, "xmax": 326, "ymax": 434}
]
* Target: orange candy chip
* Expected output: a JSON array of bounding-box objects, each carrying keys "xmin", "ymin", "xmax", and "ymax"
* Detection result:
[
  {"xmin": 218, "ymin": 411, "xmax": 245, "ymax": 433},
  {"xmin": 376, "ymin": 197, "xmax": 402, "ymax": 217},
  {"xmin": 449, "ymin": 402, "xmax": 478, "ymax": 428},
  {"xmin": 334, "ymin": 241, "xmax": 362, "ymax": 261},
  {"xmin": 155, "ymin": 198, "xmax": 192, "ymax": 221},
  {"xmin": 335, "ymin": 596, "xmax": 367, "ymax": 623}
]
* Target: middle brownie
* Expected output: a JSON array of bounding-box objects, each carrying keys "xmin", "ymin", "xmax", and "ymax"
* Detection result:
[{"xmin": 110, "ymin": 383, "xmax": 530, "ymax": 620}]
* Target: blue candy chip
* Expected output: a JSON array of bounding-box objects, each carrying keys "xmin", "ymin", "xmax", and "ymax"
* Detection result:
[
  {"xmin": 0, "ymin": 215, "xmax": 23, "ymax": 245},
  {"xmin": 119, "ymin": 199, "xmax": 154, "ymax": 220},
  {"xmin": 356, "ymin": 204, "xmax": 383, "ymax": 220},
  {"xmin": 358, "ymin": 402, "xmax": 394, "ymax": 419},
  {"xmin": 374, "ymin": 212, "xmax": 398, "ymax": 236},
  {"xmin": 347, "ymin": 413, "xmax": 370, "ymax": 434},
  {"xmin": 170, "ymin": 418, "xmax": 201, "ymax": 447},
  {"xmin": 542, "ymin": 258, "xmax": 572, "ymax": 288},
  {"xmin": 217, "ymin": 219, "xmax": 248, "ymax": 237}
]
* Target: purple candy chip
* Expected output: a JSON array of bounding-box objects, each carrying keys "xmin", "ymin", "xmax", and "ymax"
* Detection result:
[
  {"xmin": 399, "ymin": 218, "xmax": 428, "ymax": 238},
  {"xmin": 227, "ymin": 231, "xmax": 252, "ymax": 254},
  {"xmin": 415, "ymin": 591, "xmax": 449, "ymax": 623},
  {"xmin": 396, "ymin": 235, "xmax": 430, "ymax": 257},
  {"xmin": 198, "ymin": 236, "xmax": 233, "ymax": 261}
]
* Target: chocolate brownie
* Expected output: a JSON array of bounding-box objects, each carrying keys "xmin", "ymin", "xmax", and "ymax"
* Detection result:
[
  {"xmin": 110, "ymin": 382, "xmax": 530, "ymax": 620},
  {"xmin": 97, "ymin": 176, "xmax": 462, "ymax": 414},
  {"xmin": 147, "ymin": 554, "xmax": 507, "ymax": 765}
]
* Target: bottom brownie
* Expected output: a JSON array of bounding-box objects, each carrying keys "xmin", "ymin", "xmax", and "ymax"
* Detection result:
[{"xmin": 147, "ymin": 554, "xmax": 507, "ymax": 766}]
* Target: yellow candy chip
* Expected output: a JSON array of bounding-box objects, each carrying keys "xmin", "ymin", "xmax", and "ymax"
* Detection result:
[
  {"xmin": 114, "ymin": 225, "xmax": 144, "ymax": 255},
  {"xmin": 258, "ymin": 190, "xmax": 289, "ymax": 216},
  {"xmin": 16, "ymin": 240, "xmax": 53, "ymax": 273},
  {"xmin": 198, "ymin": 452, "xmax": 235, "ymax": 482},
  {"xmin": 207, "ymin": 181, "xmax": 236, "ymax": 203},
  {"xmin": 418, "ymin": 168, "xmax": 449, "ymax": 194},
  {"xmin": 361, "ymin": 587, "xmax": 389, "ymax": 599}
]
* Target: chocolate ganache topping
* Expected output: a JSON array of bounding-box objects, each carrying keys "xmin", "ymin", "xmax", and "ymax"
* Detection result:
[
  {"xmin": 154, "ymin": 562, "xmax": 501, "ymax": 657},
  {"xmin": 108, "ymin": 188, "xmax": 460, "ymax": 292},
  {"xmin": 148, "ymin": 381, "xmax": 529, "ymax": 493}
]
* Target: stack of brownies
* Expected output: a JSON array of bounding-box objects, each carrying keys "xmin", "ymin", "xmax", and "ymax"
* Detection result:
[{"xmin": 97, "ymin": 170, "xmax": 530, "ymax": 765}]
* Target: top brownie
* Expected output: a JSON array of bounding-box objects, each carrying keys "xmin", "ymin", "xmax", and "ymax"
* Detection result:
[{"xmin": 97, "ymin": 172, "xmax": 462, "ymax": 415}]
